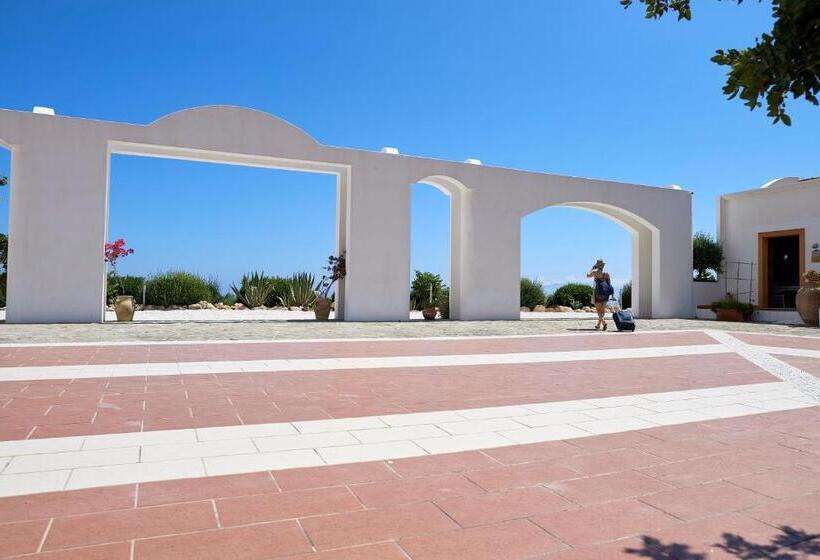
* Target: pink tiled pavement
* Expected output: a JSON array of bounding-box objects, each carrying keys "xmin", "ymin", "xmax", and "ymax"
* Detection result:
[
  {"xmin": 0, "ymin": 331, "xmax": 715, "ymax": 367},
  {"xmin": 0, "ymin": 406, "xmax": 817, "ymax": 559},
  {"xmin": 0, "ymin": 352, "xmax": 774, "ymax": 440}
]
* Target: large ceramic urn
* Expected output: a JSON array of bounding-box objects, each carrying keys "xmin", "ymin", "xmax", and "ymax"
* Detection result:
[{"xmin": 796, "ymin": 283, "xmax": 820, "ymax": 327}]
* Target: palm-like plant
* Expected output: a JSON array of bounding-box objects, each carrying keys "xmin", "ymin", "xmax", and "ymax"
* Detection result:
[
  {"xmin": 231, "ymin": 272, "xmax": 274, "ymax": 308},
  {"xmin": 280, "ymin": 272, "xmax": 317, "ymax": 309}
]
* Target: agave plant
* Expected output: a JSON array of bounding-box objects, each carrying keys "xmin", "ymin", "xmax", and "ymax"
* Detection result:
[
  {"xmin": 230, "ymin": 272, "xmax": 274, "ymax": 308},
  {"xmin": 281, "ymin": 272, "xmax": 317, "ymax": 309}
]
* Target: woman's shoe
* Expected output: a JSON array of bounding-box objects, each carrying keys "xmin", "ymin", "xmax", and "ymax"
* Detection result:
[
  {"xmin": 594, "ymin": 324, "xmax": 601, "ymax": 330},
  {"xmin": 603, "ymin": 322, "xmax": 608, "ymax": 331}
]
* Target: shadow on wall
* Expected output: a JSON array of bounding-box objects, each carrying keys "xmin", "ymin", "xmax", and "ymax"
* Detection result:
[{"xmin": 623, "ymin": 526, "xmax": 819, "ymax": 559}]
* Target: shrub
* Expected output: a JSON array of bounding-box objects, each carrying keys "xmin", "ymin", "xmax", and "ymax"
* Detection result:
[
  {"xmin": 145, "ymin": 271, "xmax": 215, "ymax": 307},
  {"xmin": 410, "ymin": 271, "xmax": 444, "ymax": 310},
  {"xmin": 437, "ymin": 286, "xmax": 450, "ymax": 319},
  {"xmin": 693, "ymin": 231, "xmax": 723, "ymax": 281},
  {"xmin": 231, "ymin": 272, "xmax": 273, "ymax": 308},
  {"xmin": 520, "ymin": 278, "xmax": 546, "ymax": 309},
  {"xmin": 620, "ymin": 281, "xmax": 632, "ymax": 309},
  {"xmin": 0, "ymin": 272, "xmax": 6, "ymax": 307},
  {"xmin": 551, "ymin": 283, "xmax": 593, "ymax": 309},
  {"xmin": 107, "ymin": 275, "xmax": 146, "ymax": 304},
  {"xmin": 280, "ymin": 272, "xmax": 317, "ymax": 309},
  {"xmin": 265, "ymin": 276, "xmax": 291, "ymax": 307}
]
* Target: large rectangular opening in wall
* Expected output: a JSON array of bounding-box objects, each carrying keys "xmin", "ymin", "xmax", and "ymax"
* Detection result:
[
  {"xmin": 106, "ymin": 151, "xmax": 343, "ymax": 322},
  {"xmin": 758, "ymin": 228, "xmax": 804, "ymax": 309},
  {"xmin": 521, "ymin": 206, "xmax": 633, "ymax": 318}
]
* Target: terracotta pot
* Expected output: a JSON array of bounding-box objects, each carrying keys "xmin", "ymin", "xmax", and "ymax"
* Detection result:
[
  {"xmin": 114, "ymin": 295, "xmax": 135, "ymax": 322},
  {"xmin": 314, "ymin": 297, "xmax": 332, "ymax": 321},
  {"xmin": 422, "ymin": 306, "xmax": 437, "ymax": 321},
  {"xmin": 796, "ymin": 285, "xmax": 820, "ymax": 327},
  {"xmin": 714, "ymin": 308, "xmax": 744, "ymax": 322}
]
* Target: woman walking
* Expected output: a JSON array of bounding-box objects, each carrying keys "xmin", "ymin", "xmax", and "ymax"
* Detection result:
[{"xmin": 587, "ymin": 259, "xmax": 613, "ymax": 331}]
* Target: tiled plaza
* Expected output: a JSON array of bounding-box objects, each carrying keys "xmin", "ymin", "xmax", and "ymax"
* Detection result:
[{"xmin": 0, "ymin": 327, "xmax": 819, "ymax": 559}]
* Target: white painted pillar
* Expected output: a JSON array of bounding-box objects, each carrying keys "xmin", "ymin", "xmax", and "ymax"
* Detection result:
[
  {"xmin": 631, "ymin": 227, "xmax": 654, "ymax": 318},
  {"xmin": 6, "ymin": 135, "xmax": 109, "ymax": 323},
  {"xmin": 458, "ymin": 191, "xmax": 520, "ymax": 320},
  {"xmin": 651, "ymin": 199, "xmax": 694, "ymax": 318},
  {"xmin": 342, "ymin": 164, "xmax": 410, "ymax": 321}
]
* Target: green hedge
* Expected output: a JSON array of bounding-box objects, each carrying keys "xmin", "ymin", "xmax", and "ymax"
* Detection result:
[
  {"xmin": 551, "ymin": 283, "xmax": 593, "ymax": 309},
  {"xmin": 520, "ymin": 278, "xmax": 546, "ymax": 309},
  {"xmin": 145, "ymin": 271, "xmax": 219, "ymax": 307}
]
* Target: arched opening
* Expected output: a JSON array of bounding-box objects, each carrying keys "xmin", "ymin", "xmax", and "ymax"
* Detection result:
[
  {"xmin": 106, "ymin": 152, "xmax": 342, "ymax": 322},
  {"xmin": 521, "ymin": 202, "xmax": 657, "ymax": 318},
  {"xmin": 0, "ymin": 143, "xmax": 9, "ymax": 318},
  {"xmin": 408, "ymin": 176, "xmax": 465, "ymax": 320}
]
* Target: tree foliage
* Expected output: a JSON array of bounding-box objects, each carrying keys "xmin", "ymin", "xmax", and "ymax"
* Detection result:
[
  {"xmin": 410, "ymin": 270, "xmax": 445, "ymax": 310},
  {"xmin": 0, "ymin": 177, "xmax": 6, "ymax": 186},
  {"xmin": 693, "ymin": 231, "xmax": 724, "ymax": 281},
  {"xmin": 621, "ymin": 0, "xmax": 820, "ymax": 125}
]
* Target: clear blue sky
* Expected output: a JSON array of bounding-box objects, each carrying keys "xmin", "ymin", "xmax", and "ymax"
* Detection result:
[{"xmin": 2, "ymin": 1, "xmax": 818, "ymax": 294}]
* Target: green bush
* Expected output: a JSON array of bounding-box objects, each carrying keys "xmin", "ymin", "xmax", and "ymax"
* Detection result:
[
  {"xmin": 693, "ymin": 231, "xmax": 723, "ymax": 281},
  {"xmin": 231, "ymin": 272, "xmax": 273, "ymax": 308},
  {"xmin": 0, "ymin": 272, "xmax": 6, "ymax": 308},
  {"xmin": 620, "ymin": 281, "xmax": 632, "ymax": 309},
  {"xmin": 551, "ymin": 283, "xmax": 593, "ymax": 309},
  {"xmin": 520, "ymin": 278, "xmax": 546, "ymax": 309},
  {"xmin": 410, "ymin": 271, "xmax": 444, "ymax": 310},
  {"xmin": 437, "ymin": 286, "xmax": 450, "ymax": 319},
  {"xmin": 265, "ymin": 276, "xmax": 291, "ymax": 307},
  {"xmin": 145, "ymin": 271, "xmax": 215, "ymax": 307},
  {"xmin": 106, "ymin": 274, "xmax": 146, "ymax": 304},
  {"xmin": 280, "ymin": 272, "xmax": 317, "ymax": 309}
]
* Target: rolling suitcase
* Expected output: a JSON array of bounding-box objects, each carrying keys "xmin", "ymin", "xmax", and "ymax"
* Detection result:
[{"xmin": 611, "ymin": 304, "xmax": 636, "ymax": 332}]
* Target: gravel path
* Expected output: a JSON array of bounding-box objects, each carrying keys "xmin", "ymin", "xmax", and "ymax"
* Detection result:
[{"xmin": 1, "ymin": 316, "xmax": 817, "ymax": 344}]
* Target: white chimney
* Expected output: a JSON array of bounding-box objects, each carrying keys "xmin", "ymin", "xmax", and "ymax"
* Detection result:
[{"xmin": 32, "ymin": 106, "xmax": 56, "ymax": 116}]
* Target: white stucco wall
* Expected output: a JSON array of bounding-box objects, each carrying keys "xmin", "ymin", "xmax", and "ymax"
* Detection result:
[
  {"xmin": 0, "ymin": 106, "xmax": 694, "ymax": 323},
  {"xmin": 718, "ymin": 178, "xmax": 820, "ymax": 306}
]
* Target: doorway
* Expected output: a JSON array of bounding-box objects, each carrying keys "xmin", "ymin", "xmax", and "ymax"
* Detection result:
[{"xmin": 758, "ymin": 229, "xmax": 804, "ymax": 309}]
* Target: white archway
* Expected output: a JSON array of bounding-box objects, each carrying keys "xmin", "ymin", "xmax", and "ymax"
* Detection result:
[{"xmin": 0, "ymin": 105, "xmax": 692, "ymax": 323}]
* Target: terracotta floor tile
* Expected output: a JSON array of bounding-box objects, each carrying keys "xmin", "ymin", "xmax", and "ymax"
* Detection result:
[
  {"xmin": 349, "ymin": 473, "xmax": 484, "ymax": 508},
  {"xmin": 638, "ymin": 452, "xmax": 758, "ymax": 487},
  {"xmin": 273, "ymin": 461, "xmax": 398, "ymax": 492},
  {"xmin": 387, "ymin": 450, "xmax": 498, "ymax": 477},
  {"xmin": 554, "ymin": 448, "xmax": 667, "ymax": 476},
  {"xmin": 138, "ymin": 472, "xmax": 278, "ymax": 507},
  {"xmin": 548, "ymin": 469, "xmax": 675, "ymax": 506},
  {"xmin": 635, "ymin": 512, "xmax": 799, "ymax": 559},
  {"xmin": 0, "ymin": 519, "xmax": 49, "ymax": 558},
  {"xmin": 400, "ymin": 518, "xmax": 567, "ymax": 560},
  {"xmin": 291, "ymin": 542, "xmax": 408, "ymax": 559},
  {"xmin": 19, "ymin": 542, "xmax": 132, "ymax": 560},
  {"xmin": 745, "ymin": 492, "xmax": 820, "ymax": 534},
  {"xmin": 216, "ymin": 486, "xmax": 362, "ymax": 527},
  {"xmin": 436, "ymin": 485, "xmax": 577, "ymax": 527},
  {"xmin": 727, "ymin": 465, "xmax": 820, "ymax": 499},
  {"xmin": 640, "ymin": 480, "xmax": 774, "ymax": 521},
  {"xmin": 300, "ymin": 501, "xmax": 458, "ymax": 550},
  {"xmin": 560, "ymin": 431, "xmax": 659, "ymax": 453},
  {"xmin": 0, "ymin": 485, "xmax": 136, "ymax": 523},
  {"xmin": 44, "ymin": 501, "xmax": 217, "ymax": 551},
  {"xmin": 465, "ymin": 461, "xmax": 579, "ymax": 492},
  {"xmin": 134, "ymin": 520, "xmax": 311, "ymax": 560},
  {"xmin": 479, "ymin": 441, "xmax": 583, "ymax": 465},
  {"xmin": 532, "ymin": 499, "xmax": 680, "ymax": 546}
]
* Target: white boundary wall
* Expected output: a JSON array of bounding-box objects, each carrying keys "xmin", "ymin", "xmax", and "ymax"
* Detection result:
[{"xmin": 0, "ymin": 106, "xmax": 693, "ymax": 323}]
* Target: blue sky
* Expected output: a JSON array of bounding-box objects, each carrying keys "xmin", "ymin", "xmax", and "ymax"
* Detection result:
[{"xmin": 2, "ymin": 1, "xmax": 818, "ymax": 294}]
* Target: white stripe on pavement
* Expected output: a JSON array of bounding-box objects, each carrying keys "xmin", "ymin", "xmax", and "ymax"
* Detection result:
[
  {"xmin": 0, "ymin": 381, "xmax": 812, "ymax": 497},
  {"xmin": 0, "ymin": 344, "xmax": 730, "ymax": 381}
]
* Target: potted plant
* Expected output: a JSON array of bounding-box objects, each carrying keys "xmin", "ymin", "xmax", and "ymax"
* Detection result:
[
  {"xmin": 104, "ymin": 238, "xmax": 136, "ymax": 321},
  {"xmin": 710, "ymin": 296, "xmax": 754, "ymax": 322},
  {"xmin": 796, "ymin": 270, "xmax": 820, "ymax": 326},
  {"xmin": 314, "ymin": 253, "xmax": 345, "ymax": 321}
]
